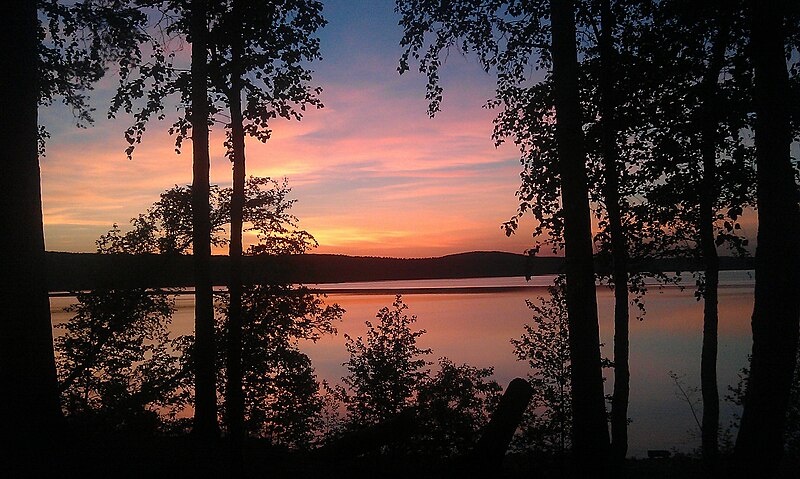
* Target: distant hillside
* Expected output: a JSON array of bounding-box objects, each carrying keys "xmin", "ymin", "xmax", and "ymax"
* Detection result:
[
  {"xmin": 44, "ymin": 251, "xmax": 754, "ymax": 292},
  {"xmin": 44, "ymin": 251, "xmax": 542, "ymax": 291}
]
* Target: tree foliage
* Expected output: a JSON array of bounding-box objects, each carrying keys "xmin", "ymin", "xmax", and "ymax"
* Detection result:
[
  {"xmin": 56, "ymin": 177, "xmax": 339, "ymax": 444},
  {"xmin": 330, "ymin": 295, "xmax": 500, "ymax": 457},
  {"xmin": 208, "ymin": 0, "xmax": 326, "ymax": 150},
  {"xmin": 3, "ymin": 1, "xmax": 159, "ymax": 446},
  {"xmin": 214, "ymin": 284, "xmax": 343, "ymax": 448},
  {"xmin": 55, "ymin": 288, "xmax": 190, "ymax": 433},
  {"xmin": 726, "ymin": 348, "xmax": 800, "ymax": 461},
  {"xmin": 337, "ymin": 296, "xmax": 432, "ymax": 426},
  {"xmin": 96, "ymin": 176, "xmax": 312, "ymax": 256},
  {"xmin": 37, "ymin": 0, "xmax": 150, "ymax": 151},
  {"xmin": 633, "ymin": 0, "xmax": 755, "ymax": 265},
  {"xmin": 108, "ymin": 0, "xmax": 325, "ymax": 159},
  {"xmin": 511, "ymin": 276, "xmax": 572, "ymax": 455},
  {"xmin": 56, "ymin": 190, "xmax": 195, "ymax": 432},
  {"xmin": 415, "ymin": 357, "xmax": 502, "ymax": 457},
  {"xmin": 398, "ymin": 1, "xmax": 616, "ymax": 466},
  {"xmin": 397, "ymin": 0, "xmax": 561, "ymax": 251}
]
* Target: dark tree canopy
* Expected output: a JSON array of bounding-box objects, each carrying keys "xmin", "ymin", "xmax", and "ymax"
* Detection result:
[{"xmin": 108, "ymin": 0, "xmax": 325, "ymax": 159}]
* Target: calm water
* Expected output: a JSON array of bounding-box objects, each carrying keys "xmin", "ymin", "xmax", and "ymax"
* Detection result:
[{"xmin": 49, "ymin": 271, "xmax": 755, "ymax": 458}]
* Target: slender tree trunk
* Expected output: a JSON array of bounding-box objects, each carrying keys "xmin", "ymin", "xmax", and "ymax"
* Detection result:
[
  {"xmin": 190, "ymin": 0, "xmax": 218, "ymax": 439},
  {"xmin": 598, "ymin": 0, "xmax": 630, "ymax": 467},
  {"xmin": 697, "ymin": 13, "xmax": 730, "ymax": 471},
  {"xmin": 225, "ymin": 5, "xmax": 247, "ymax": 471},
  {"xmin": 0, "ymin": 0, "xmax": 63, "ymax": 450},
  {"xmin": 551, "ymin": 0, "xmax": 611, "ymax": 473},
  {"xmin": 699, "ymin": 200, "xmax": 720, "ymax": 469},
  {"xmin": 698, "ymin": 111, "xmax": 721, "ymax": 472},
  {"xmin": 735, "ymin": 2, "xmax": 800, "ymax": 476}
]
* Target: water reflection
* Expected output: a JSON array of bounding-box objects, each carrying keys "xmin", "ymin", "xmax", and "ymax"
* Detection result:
[{"xmin": 49, "ymin": 271, "xmax": 754, "ymax": 457}]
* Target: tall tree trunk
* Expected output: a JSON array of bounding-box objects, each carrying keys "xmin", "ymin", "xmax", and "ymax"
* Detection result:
[
  {"xmin": 698, "ymin": 121, "xmax": 721, "ymax": 470},
  {"xmin": 0, "ymin": 0, "xmax": 63, "ymax": 450},
  {"xmin": 598, "ymin": 0, "xmax": 630, "ymax": 467},
  {"xmin": 225, "ymin": 4, "xmax": 246, "ymax": 471},
  {"xmin": 697, "ymin": 12, "xmax": 730, "ymax": 470},
  {"xmin": 190, "ymin": 0, "xmax": 218, "ymax": 439},
  {"xmin": 551, "ymin": 0, "xmax": 611, "ymax": 473},
  {"xmin": 735, "ymin": 2, "xmax": 800, "ymax": 477}
]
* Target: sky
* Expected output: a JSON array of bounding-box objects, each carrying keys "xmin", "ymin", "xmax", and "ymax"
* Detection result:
[{"xmin": 38, "ymin": 0, "xmax": 543, "ymax": 258}]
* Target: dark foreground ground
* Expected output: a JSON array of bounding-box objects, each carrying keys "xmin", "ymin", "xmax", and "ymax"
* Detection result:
[{"xmin": 5, "ymin": 434, "xmax": 798, "ymax": 479}]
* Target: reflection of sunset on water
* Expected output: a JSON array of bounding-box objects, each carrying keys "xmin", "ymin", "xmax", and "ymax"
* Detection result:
[{"xmin": 48, "ymin": 271, "xmax": 755, "ymax": 457}]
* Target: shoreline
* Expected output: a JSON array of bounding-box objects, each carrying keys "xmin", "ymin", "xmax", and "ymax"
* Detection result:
[{"xmin": 48, "ymin": 273, "xmax": 756, "ymax": 298}]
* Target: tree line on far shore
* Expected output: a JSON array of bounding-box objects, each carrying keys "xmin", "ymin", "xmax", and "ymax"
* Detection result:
[{"xmin": 42, "ymin": 250, "xmax": 755, "ymax": 292}]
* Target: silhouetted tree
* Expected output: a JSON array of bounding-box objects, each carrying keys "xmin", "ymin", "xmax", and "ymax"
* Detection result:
[
  {"xmin": 1, "ymin": 0, "xmax": 147, "ymax": 449},
  {"xmin": 1, "ymin": 1, "xmax": 62, "ymax": 447},
  {"xmin": 632, "ymin": 0, "xmax": 755, "ymax": 467},
  {"xmin": 727, "ymin": 349, "xmax": 800, "ymax": 463},
  {"xmin": 573, "ymin": 1, "xmax": 664, "ymax": 462},
  {"xmin": 101, "ymin": 177, "xmax": 314, "ymax": 257},
  {"xmin": 55, "ymin": 288, "xmax": 190, "ymax": 434},
  {"xmin": 472, "ymin": 3, "xmax": 653, "ymax": 464},
  {"xmin": 549, "ymin": 1, "xmax": 613, "ymax": 460},
  {"xmin": 689, "ymin": 4, "xmax": 740, "ymax": 466},
  {"xmin": 330, "ymin": 295, "xmax": 500, "ymax": 457},
  {"xmin": 734, "ymin": 1, "xmax": 800, "ymax": 475},
  {"xmin": 97, "ymin": 184, "xmax": 229, "ymax": 255},
  {"xmin": 220, "ymin": 176, "xmax": 338, "ymax": 450},
  {"xmin": 55, "ymin": 0, "xmax": 221, "ymax": 439},
  {"xmin": 415, "ymin": 358, "xmax": 501, "ymax": 457},
  {"xmin": 219, "ymin": 0, "xmax": 248, "ymax": 457},
  {"xmin": 786, "ymin": 350, "xmax": 800, "ymax": 462},
  {"xmin": 110, "ymin": 2, "xmax": 326, "ymax": 444},
  {"xmin": 336, "ymin": 296, "xmax": 432, "ymax": 427},
  {"xmin": 591, "ymin": 0, "xmax": 630, "ymax": 464},
  {"xmin": 187, "ymin": 0, "xmax": 218, "ymax": 439},
  {"xmin": 397, "ymin": 1, "xmax": 610, "ymax": 470},
  {"xmin": 205, "ymin": 0, "xmax": 325, "ymax": 456},
  {"xmin": 215, "ymin": 284, "xmax": 342, "ymax": 448},
  {"xmin": 511, "ymin": 276, "xmax": 614, "ymax": 476},
  {"xmin": 104, "ymin": 0, "xmax": 221, "ymax": 436},
  {"xmin": 73, "ymin": 177, "xmax": 335, "ymax": 446},
  {"xmin": 511, "ymin": 277, "xmax": 572, "ymax": 458}
]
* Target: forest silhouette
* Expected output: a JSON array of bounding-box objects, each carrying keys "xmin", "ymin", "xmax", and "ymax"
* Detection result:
[{"xmin": 2, "ymin": 1, "xmax": 799, "ymax": 478}]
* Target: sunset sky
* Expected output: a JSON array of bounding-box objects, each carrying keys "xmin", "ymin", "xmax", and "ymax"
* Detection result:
[{"xmin": 39, "ymin": 0, "xmax": 541, "ymax": 258}]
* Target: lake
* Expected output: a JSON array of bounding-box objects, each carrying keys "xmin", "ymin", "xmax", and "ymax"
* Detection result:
[{"xmin": 49, "ymin": 271, "xmax": 755, "ymax": 458}]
